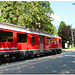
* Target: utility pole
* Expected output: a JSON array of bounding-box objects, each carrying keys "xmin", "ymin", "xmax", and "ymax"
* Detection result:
[
  {"xmin": 71, "ymin": 28, "xmax": 74, "ymax": 47},
  {"xmin": 72, "ymin": 3, "xmax": 75, "ymax": 47}
]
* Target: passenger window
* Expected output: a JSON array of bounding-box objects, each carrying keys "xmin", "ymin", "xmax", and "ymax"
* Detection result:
[
  {"xmin": 17, "ymin": 33, "xmax": 27, "ymax": 43},
  {"xmin": 31, "ymin": 35, "xmax": 34, "ymax": 43},
  {"xmin": 0, "ymin": 30, "xmax": 13, "ymax": 42},
  {"xmin": 53, "ymin": 38, "xmax": 56, "ymax": 44},
  {"xmin": 46, "ymin": 37, "xmax": 51, "ymax": 44}
]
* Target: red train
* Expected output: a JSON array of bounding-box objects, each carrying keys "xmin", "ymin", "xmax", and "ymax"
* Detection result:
[{"xmin": 0, "ymin": 23, "xmax": 62, "ymax": 64}]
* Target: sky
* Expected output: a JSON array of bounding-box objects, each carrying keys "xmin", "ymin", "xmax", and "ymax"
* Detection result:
[{"xmin": 50, "ymin": 1, "xmax": 75, "ymax": 30}]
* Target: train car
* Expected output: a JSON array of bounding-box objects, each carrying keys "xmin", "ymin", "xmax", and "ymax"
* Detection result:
[{"xmin": 0, "ymin": 23, "xmax": 62, "ymax": 64}]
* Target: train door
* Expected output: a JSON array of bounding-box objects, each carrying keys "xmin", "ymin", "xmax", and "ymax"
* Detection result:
[{"xmin": 40, "ymin": 36, "xmax": 44, "ymax": 52}]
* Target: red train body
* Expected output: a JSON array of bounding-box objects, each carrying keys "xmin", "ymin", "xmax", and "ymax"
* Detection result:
[{"xmin": 0, "ymin": 23, "xmax": 62, "ymax": 64}]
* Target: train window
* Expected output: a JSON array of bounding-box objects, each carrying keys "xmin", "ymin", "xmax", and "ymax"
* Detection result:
[
  {"xmin": 53, "ymin": 38, "xmax": 56, "ymax": 44},
  {"xmin": 31, "ymin": 35, "xmax": 34, "ymax": 43},
  {"xmin": 59, "ymin": 39, "xmax": 62, "ymax": 43},
  {"xmin": 0, "ymin": 30, "xmax": 13, "ymax": 42},
  {"xmin": 17, "ymin": 33, "xmax": 27, "ymax": 42},
  {"xmin": 46, "ymin": 37, "xmax": 51, "ymax": 44}
]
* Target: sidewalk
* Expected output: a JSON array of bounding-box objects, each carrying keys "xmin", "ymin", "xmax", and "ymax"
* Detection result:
[{"xmin": 62, "ymin": 48, "xmax": 75, "ymax": 51}]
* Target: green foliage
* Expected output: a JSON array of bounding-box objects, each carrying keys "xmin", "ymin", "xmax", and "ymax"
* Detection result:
[
  {"xmin": 1, "ymin": 1, "xmax": 55, "ymax": 34},
  {"xmin": 0, "ymin": 1, "xmax": 3, "ymax": 21},
  {"xmin": 0, "ymin": 16, "xmax": 2, "ymax": 22},
  {"xmin": 59, "ymin": 25, "xmax": 72, "ymax": 48},
  {"xmin": 58, "ymin": 21, "xmax": 72, "ymax": 48},
  {"xmin": 58, "ymin": 21, "xmax": 66, "ymax": 35}
]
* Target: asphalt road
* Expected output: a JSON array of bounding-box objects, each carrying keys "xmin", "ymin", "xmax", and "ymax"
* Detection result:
[{"xmin": 0, "ymin": 50, "xmax": 75, "ymax": 74}]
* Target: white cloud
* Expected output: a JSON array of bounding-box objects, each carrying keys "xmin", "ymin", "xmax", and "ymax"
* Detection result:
[
  {"xmin": 51, "ymin": 14, "xmax": 60, "ymax": 22},
  {"xmin": 50, "ymin": 14, "xmax": 61, "ymax": 30}
]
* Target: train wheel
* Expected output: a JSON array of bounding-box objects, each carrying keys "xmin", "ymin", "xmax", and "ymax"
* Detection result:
[
  {"xmin": 15, "ymin": 54, "xmax": 21, "ymax": 61},
  {"xmin": 60, "ymin": 50, "xmax": 62, "ymax": 53},
  {"xmin": 28, "ymin": 55, "xmax": 34, "ymax": 59},
  {"xmin": 55, "ymin": 50, "xmax": 57, "ymax": 55},
  {"xmin": 52, "ymin": 50, "xmax": 57, "ymax": 55},
  {"xmin": 31, "ymin": 55, "xmax": 34, "ymax": 58},
  {"xmin": 61, "ymin": 50, "xmax": 62, "ymax": 53},
  {"xmin": 57, "ymin": 50, "xmax": 61, "ymax": 54},
  {"xmin": 59, "ymin": 49, "xmax": 62, "ymax": 54},
  {"xmin": 34, "ymin": 54, "xmax": 37, "ymax": 57},
  {"xmin": 34, "ymin": 54, "xmax": 40, "ymax": 58}
]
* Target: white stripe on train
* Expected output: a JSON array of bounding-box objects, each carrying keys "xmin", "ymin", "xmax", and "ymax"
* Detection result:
[{"xmin": 0, "ymin": 48, "xmax": 62, "ymax": 52}]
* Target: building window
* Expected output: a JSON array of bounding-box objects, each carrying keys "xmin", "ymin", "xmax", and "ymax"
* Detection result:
[
  {"xmin": 53, "ymin": 38, "xmax": 56, "ymax": 44},
  {"xmin": 46, "ymin": 37, "xmax": 51, "ymax": 44},
  {"xmin": 0, "ymin": 30, "xmax": 13, "ymax": 42},
  {"xmin": 17, "ymin": 33, "xmax": 27, "ymax": 43},
  {"xmin": 31, "ymin": 35, "xmax": 34, "ymax": 43}
]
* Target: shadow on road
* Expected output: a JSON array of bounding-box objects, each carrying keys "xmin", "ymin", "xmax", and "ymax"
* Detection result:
[{"xmin": 0, "ymin": 51, "xmax": 75, "ymax": 74}]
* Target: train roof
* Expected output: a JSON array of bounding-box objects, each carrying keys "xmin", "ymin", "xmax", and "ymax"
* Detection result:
[{"xmin": 0, "ymin": 22, "xmax": 61, "ymax": 39}]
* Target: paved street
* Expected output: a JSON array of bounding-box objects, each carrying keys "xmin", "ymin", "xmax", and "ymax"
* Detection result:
[{"xmin": 0, "ymin": 50, "xmax": 75, "ymax": 74}]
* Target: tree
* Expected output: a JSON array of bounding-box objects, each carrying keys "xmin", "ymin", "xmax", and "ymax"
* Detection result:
[
  {"xmin": 1, "ymin": 1, "xmax": 24, "ymax": 24},
  {"xmin": 59, "ymin": 25, "xmax": 72, "ymax": 48},
  {"xmin": 1, "ymin": 1, "xmax": 55, "ymax": 34},
  {"xmin": 58, "ymin": 21, "xmax": 66, "ymax": 35},
  {"xmin": 0, "ymin": 2, "xmax": 3, "ymax": 22}
]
